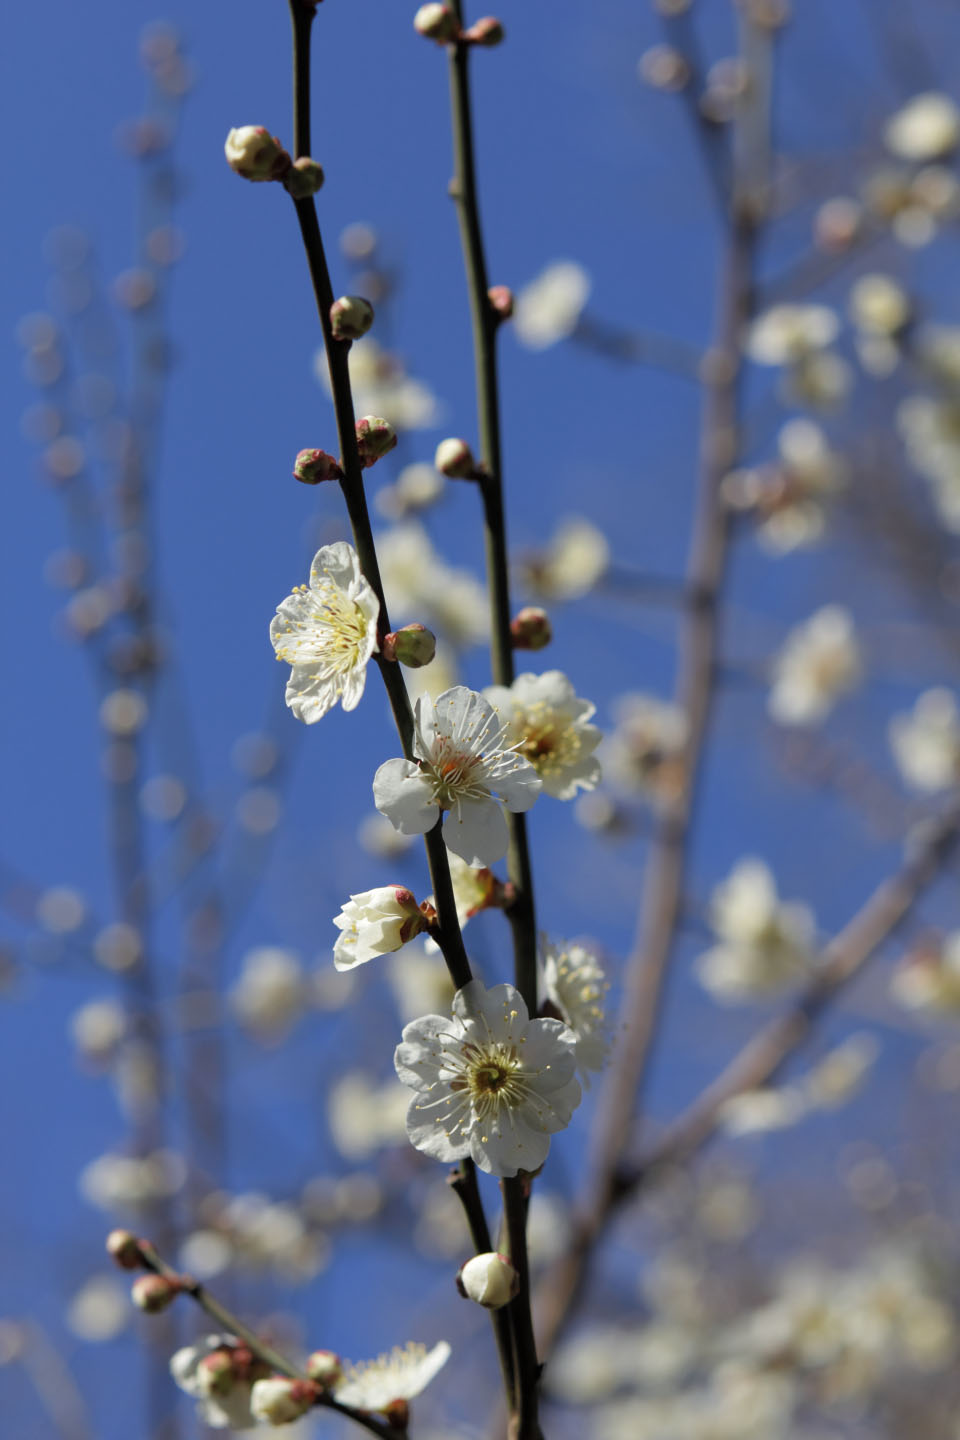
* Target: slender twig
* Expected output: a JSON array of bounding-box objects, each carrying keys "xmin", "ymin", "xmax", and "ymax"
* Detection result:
[
  {"xmin": 285, "ymin": 0, "xmax": 472, "ymax": 994},
  {"xmin": 529, "ymin": 5, "xmax": 774, "ymax": 1367},
  {"xmin": 572, "ymin": 315, "xmax": 703, "ymax": 380},
  {"xmin": 136, "ymin": 1242, "xmax": 402, "ymax": 1440},
  {"xmin": 450, "ymin": 1164, "xmax": 517, "ymax": 1410},
  {"xmin": 442, "ymin": 7, "xmax": 542, "ymax": 1436},
  {"xmin": 619, "ymin": 795, "xmax": 960, "ymax": 1191}
]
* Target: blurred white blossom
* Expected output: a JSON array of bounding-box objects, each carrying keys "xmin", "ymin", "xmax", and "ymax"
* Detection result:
[
  {"xmin": 890, "ymin": 688, "xmax": 960, "ymax": 792},
  {"xmin": 697, "ymin": 859, "xmax": 817, "ymax": 1002},
  {"xmin": 768, "ymin": 606, "xmax": 862, "ymax": 726},
  {"xmin": 513, "ymin": 261, "xmax": 590, "ymax": 349}
]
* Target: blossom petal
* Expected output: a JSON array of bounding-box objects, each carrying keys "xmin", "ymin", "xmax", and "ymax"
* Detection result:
[
  {"xmin": 442, "ymin": 797, "xmax": 508, "ymax": 865},
  {"xmin": 374, "ymin": 759, "xmax": 440, "ymax": 835}
]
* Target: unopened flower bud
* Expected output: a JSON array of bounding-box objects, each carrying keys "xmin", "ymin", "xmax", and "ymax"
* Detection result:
[
  {"xmin": 196, "ymin": 1348, "xmax": 237, "ymax": 1398},
  {"xmin": 383, "ymin": 623, "xmax": 437, "ymax": 668},
  {"xmin": 282, "ymin": 157, "xmax": 325, "ymax": 200},
  {"xmin": 294, "ymin": 448, "xmax": 343, "ymax": 484},
  {"xmin": 510, "ymin": 607, "xmax": 552, "ymax": 651},
  {"xmin": 305, "ymin": 1350, "xmax": 343, "ymax": 1389},
  {"xmin": 250, "ymin": 1377, "xmax": 318, "ymax": 1425},
  {"xmin": 435, "ymin": 437, "xmax": 476, "ymax": 479},
  {"xmin": 106, "ymin": 1229, "xmax": 143, "ymax": 1270},
  {"xmin": 639, "ymin": 44, "xmax": 690, "ymax": 91},
  {"xmin": 464, "ymin": 16, "xmax": 505, "ymax": 45},
  {"xmin": 224, "ymin": 127, "xmax": 290, "ymax": 182},
  {"xmin": 488, "ymin": 285, "xmax": 514, "ymax": 319},
  {"xmin": 330, "ymin": 295, "xmax": 375, "ymax": 341},
  {"xmin": 131, "ymin": 1273, "xmax": 181, "ymax": 1313},
  {"xmin": 413, "ymin": 3, "xmax": 460, "ymax": 41},
  {"xmin": 457, "ymin": 1252, "xmax": 519, "ymax": 1309},
  {"xmin": 355, "ymin": 415, "xmax": 397, "ymax": 468}
]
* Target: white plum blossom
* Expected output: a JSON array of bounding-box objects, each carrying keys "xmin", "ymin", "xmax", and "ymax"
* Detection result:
[
  {"xmin": 328, "ymin": 1071, "xmax": 411, "ymax": 1158},
  {"xmin": 849, "ymin": 273, "xmax": 911, "ymax": 336},
  {"xmin": 521, "ymin": 515, "xmax": 610, "ymax": 600},
  {"xmin": 745, "ymin": 304, "xmax": 839, "ymax": 366},
  {"xmin": 170, "ymin": 1335, "xmax": 263, "ymax": 1430},
  {"xmin": 768, "ymin": 606, "xmax": 862, "ymax": 726},
  {"xmin": 316, "ymin": 337, "xmax": 441, "ymax": 431},
  {"xmin": 718, "ymin": 1086, "xmax": 809, "ymax": 1136},
  {"xmin": 885, "ymin": 93, "xmax": 960, "ymax": 162},
  {"xmin": 540, "ymin": 938, "xmax": 611, "ymax": 1082},
  {"xmin": 513, "ymin": 261, "xmax": 590, "ymax": 349},
  {"xmin": 898, "ymin": 392, "xmax": 960, "ymax": 532},
  {"xmin": 889, "ymin": 688, "xmax": 960, "ymax": 792},
  {"xmin": 725, "ymin": 419, "xmax": 846, "ymax": 553},
  {"xmin": 332, "ymin": 887, "xmax": 426, "ymax": 971},
  {"xmin": 891, "ymin": 934, "xmax": 960, "ymax": 1016},
  {"xmin": 394, "ymin": 978, "xmax": 581, "ymax": 1176},
  {"xmin": 803, "ymin": 1033, "xmax": 879, "ymax": 1109},
  {"xmin": 377, "ymin": 522, "xmax": 488, "ymax": 646},
  {"xmin": 270, "ymin": 542, "xmax": 379, "ymax": 723},
  {"xmin": 484, "ymin": 671, "xmax": 601, "ymax": 800},
  {"xmin": 603, "ymin": 692, "xmax": 688, "ymax": 800},
  {"xmin": 373, "ymin": 687, "xmax": 541, "ymax": 866},
  {"xmin": 423, "ymin": 854, "xmax": 500, "ymax": 954},
  {"xmin": 230, "ymin": 947, "xmax": 304, "ymax": 1037},
  {"xmin": 334, "ymin": 1340, "xmax": 451, "ymax": 1412},
  {"xmin": 697, "ymin": 859, "xmax": 817, "ymax": 1002}
]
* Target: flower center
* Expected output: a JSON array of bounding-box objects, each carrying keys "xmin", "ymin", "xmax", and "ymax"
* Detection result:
[
  {"xmin": 513, "ymin": 701, "xmax": 579, "ymax": 777},
  {"xmin": 274, "ymin": 579, "xmax": 368, "ymax": 673},
  {"xmin": 422, "ymin": 739, "xmax": 491, "ymax": 811},
  {"xmin": 453, "ymin": 1040, "xmax": 528, "ymax": 1116}
]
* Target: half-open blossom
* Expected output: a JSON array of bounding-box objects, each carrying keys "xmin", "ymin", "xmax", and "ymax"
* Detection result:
[
  {"xmin": 250, "ymin": 1377, "xmax": 318, "ymax": 1425},
  {"xmin": 333, "ymin": 887, "xmax": 426, "ymax": 971},
  {"xmin": 394, "ymin": 978, "xmax": 581, "ymax": 1176},
  {"xmin": 696, "ymin": 859, "xmax": 817, "ymax": 1002},
  {"xmin": 170, "ymin": 1334, "xmax": 267, "ymax": 1430},
  {"xmin": 333, "ymin": 1340, "xmax": 451, "ymax": 1414},
  {"xmin": 485, "ymin": 671, "xmax": 601, "ymax": 800},
  {"xmin": 540, "ymin": 938, "xmax": 611, "ymax": 1081},
  {"xmin": 373, "ymin": 687, "xmax": 541, "ymax": 865},
  {"xmin": 768, "ymin": 606, "xmax": 862, "ymax": 727},
  {"xmin": 270, "ymin": 542, "xmax": 379, "ymax": 723},
  {"xmin": 889, "ymin": 688, "xmax": 960, "ymax": 792}
]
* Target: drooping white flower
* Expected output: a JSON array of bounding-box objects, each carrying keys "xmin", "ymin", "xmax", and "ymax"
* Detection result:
[
  {"xmin": 230, "ymin": 947, "xmax": 304, "ymax": 1037},
  {"xmin": 373, "ymin": 687, "xmax": 541, "ymax": 866},
  {"xmin": 768, "ymin": 605, "xmax": 862, "ymax": 726},
  {"xmin": 484, "ymin": 671, "xmax": 602, "ymax": 800},
  {"xmin": 520, "ymin": 515, "xmax": 610, "ymax": 600},
  {"xmin": 170, "ymin": 1334, "xmax": 264, "ymax": 1430},
  {"xmin": 540, "ymin": 938, "xmax": 611, "ymax": 1082},
  {"xmin": 885, "ymin": 93, "xmax": 960, "ymax": 162},
  {"xmin": 250, "ymin": 1377, "xmax": 317, "ymax": 1426},
  {"xmin": 395, "ymin": 978, "xmax": 581, "ymax": 1176},
  {"xmin": 270, "ymin": 541, "xmax": 379, "ymax": 723},
  {"xmin": 697, "ymin": 859, "xmax": 817, "ymax": 1002},
  {"xmin": 889, "ymin": 688, "xmax": 960, "ymax": 792},
  {"xmin": 332, "ymin": 886, "xmax": 426, "ymax": 971},
  {"xmin": 745, "ymin": 304, "xmax": 839, "ymax": 366},
  {"xmin": 513, "ymin": 261, "xmax": 590, "ymax": 349},
  {"xmin": 334, "ymin": 1341, "xmax": 451, "ymax": 1413},
  {"xmin": 603, "ymin": 692, "xmax": 688, "ymax": 800}
]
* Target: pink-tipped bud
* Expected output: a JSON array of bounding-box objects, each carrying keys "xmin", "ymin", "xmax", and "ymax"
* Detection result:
[
  {"xmin": 305, "ymin": 1350, "xmax": 343, "ymax": 1389},
  {"xmin": 106, "ymin": 1229, "xmax": 143, "ymax": 1270},
  {"xmin": 435, "ymin": 437, "xmax": 477, "ymax": 479},
  {"xmin": 488, "ymin": 285, "xmax": 514, "ymax": 320},
  {"xmin": 510, "ymin": 606, "xmax": 552, "ymax": 651},
  {"xmin": 224, "ymin": 127, "xmax": 290, "ymax": 182},
  {"xmin": 382, "ymin": 623, "xmax": 437, "ymax": 669},
  {"xmin": 355, "ymin": 416, "xmax": 397, "ymax": 468},
  {"xmin": 293, "ymin": 448, "xmax": 343, "ymax": 485},
  {"xmin": 282, "ymin": 156, "xmax": 325, "ymax": 199},
  {"xmin": 131, "ymin": 1273, "xmax": 181, "ymax": 1314},
  {"xmin": 464, "ymin": 16, "xmax": 505, "ymax": 45},
  {"xmin": 196, "ymin": 1348, "xmax": 237, "ymax": 1398},
  {"xmin": 413, "ymin": 3, "xmax": 460, "ymax": 41},
  {"xmin": 457, "ymin": 1252, "xmax": 520, "ymax": 1309},
  {"xmin": 330, "ymin": 295, "xmax": 375, "ymax": 341},
  {"xmin": 251, "ymin": 1378, "xmax": 319, "ymax": 1425}
]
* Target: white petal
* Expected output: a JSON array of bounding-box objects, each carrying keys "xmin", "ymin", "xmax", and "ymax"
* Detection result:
[
  {"xmin": 494, "ymin": 758, "xmax": 542, "ymax": 813},
  {"xmin": 374, "ymin": 759, "xmax": 439, "ymax": 834},
  {"xmin": 443, "ymin": 796, "xmax": 508, "ymax": 865},
  {"xmin": 310, "ymin": 540, "xmax": 361, "ymax": 593}
]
